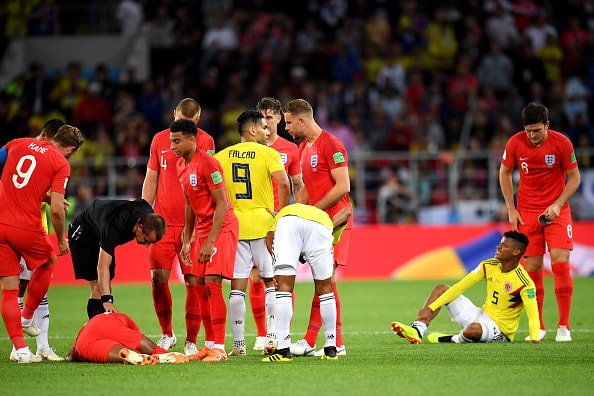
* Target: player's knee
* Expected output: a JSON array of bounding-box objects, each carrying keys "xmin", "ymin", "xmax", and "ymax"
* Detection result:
[{"xmin": 463, "ymin": 323, "xmax": 483, "ymax": 341}]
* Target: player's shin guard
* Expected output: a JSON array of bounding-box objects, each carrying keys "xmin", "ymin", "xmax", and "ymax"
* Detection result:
[
  {"xmin": 528, "ymin": 269, "xmax": 545, "ymax": 330},
  {"xmin": 196, "ymin": 283, "xmax": 213, "ymax": 342},
  {"xmin": 1, "ymin": 289, "xmax": 27, "ymax": 349},
  {"xmin": 552, "ymin": 262, "xmax": 573, "ymax": 329},
  {"xmin": 249, "ymin": 278, "xmax": 267, "ymax": 337},
  {"xmin": 319, "ymin": 293, "xmax": 337, "ymax": 348},
  {"xmin": 303, "ymin": 293, "xmax": 322, "ymax": 347},
  {"xmin": 22, "ymin": 264, "xmax": 53, "ymax": 320},
  {"xmin": 33, "ymin": 296, "xmax": 50, "ymax": 350},
  {"xmin": 265, "ymin": 287, "xmax": 276, "ymax": 336},
  {"xmin": 229, "ymin": 290, "xmax": 246, "ymax": 345},
  {"xmin": 206, "ymin": 282, "xmax": 227, "ymax": 345},
  {"xmin": 332, "ymin": 282, "xmax": 343, "ymax": 346},
  {"xmin": 87, "ymin": 298, "xmax": 104, "ymax": 318},
  {"xmin": 275, "ymin": 292, "xmax": 293, "ymax": 350},
  {"xmin": 153, "ymin": 282, "xmax": 173, "ymax": 335},
  {"xmin": 185, "ymin": 283, "xmax": 201, "ymax": 344}
]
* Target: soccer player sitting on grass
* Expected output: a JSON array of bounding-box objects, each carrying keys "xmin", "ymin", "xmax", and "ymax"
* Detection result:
[
  {"xmin": 391, "ymin": 231, "xmax": 542, "ymax": 344},
  {"xmin": 66, "ymin": 312, "xmax": 189, "ymax": 365}
]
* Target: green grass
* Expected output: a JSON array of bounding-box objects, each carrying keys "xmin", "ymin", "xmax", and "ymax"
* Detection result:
[{"xmin": 1, "ymin": 278, "xmax": 593, "ymax": 395}]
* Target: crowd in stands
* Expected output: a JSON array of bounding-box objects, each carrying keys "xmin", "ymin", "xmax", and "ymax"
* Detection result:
[{"xmin": 1, "ymin": 0, "xmax": 593, "ymax": 221}]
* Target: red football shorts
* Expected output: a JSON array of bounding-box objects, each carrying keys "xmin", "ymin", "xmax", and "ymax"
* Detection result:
[
  {"xmin": 148, "ymin": 225, "xmax": 192, "ymax": 275},
  {"xmin": 73, "ymin": 313, "xmax": 144, "ymax": 363},
  {"xmin": 333, "ymin": 224, "xmax": 351, "ymax": 267},
  {"xmin": 191, "ymin": 224, "xmax": 238, "ymax": 280},
  {"xmin": 519, "ymin": 206, "xmax": 573, "ymax": 257},
  {"xmin": 0, "ymin": 226, "xmax": 53, "ymax": 276}
]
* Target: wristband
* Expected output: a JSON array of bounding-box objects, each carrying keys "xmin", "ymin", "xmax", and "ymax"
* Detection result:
[{"xmin": 101, "ymin": 295, "xmax": 114, "ymax": 304}]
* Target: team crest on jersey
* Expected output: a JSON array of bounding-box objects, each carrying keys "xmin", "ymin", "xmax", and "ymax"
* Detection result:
[
  {"xmin": 279, "ymin": 152, "xmax": 287, "ymax": 165},
  {"xmin": 310, "ymin": 155, "xmax": 318, "ymax": 168},
  {"xmin": 189, "ymin": 174, "xmax": 197, "ymax": 186},
  {"xmin": 545, "ymin": 154, "xmax": 555, "ymax": 166},
  {"xmin": 504, "ymin": 281, "xmax": 512, "ymax": 292}
]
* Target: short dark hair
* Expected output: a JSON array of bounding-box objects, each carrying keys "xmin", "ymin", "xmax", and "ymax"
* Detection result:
[
  {"xmin": 139, "ymin": 213, "xmax": 166, "ymax": 241},
  {"xmin": 170, "ymin": 119, "xmax": 197, "ymax": 137},
  {"xmin": 236, "ymin": 110, "xmax": 264, "ymax": 136},
  {"xmin": 504, "ymin": 230, "xmax": 529, "ymax": 255},
  {"xmin": 521, "ymin": 102, "xmax": 549, "ymax": 126},
  {"xmin": 256, "ymin": 97, "xmax": 282, "ymax": 114},
  {"xmin": 41, "ymin": 119, "xmax": 66, "ymax": 139}
]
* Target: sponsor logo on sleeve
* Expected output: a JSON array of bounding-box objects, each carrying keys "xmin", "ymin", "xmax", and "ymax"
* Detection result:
[
  {"xmin": 333, "ymin": 152, "xmax": 345, "ymax": 164},
  {"xmin": 527, "ymin": 288, "xmax": 536, "ymax": 299},
  {"xmin": 211, "ymin": 171, "xmax": 223, "ymax": 184},
  {"xmin": 571, "ymin": 152, "xmax": 576, "ymax": 163}
]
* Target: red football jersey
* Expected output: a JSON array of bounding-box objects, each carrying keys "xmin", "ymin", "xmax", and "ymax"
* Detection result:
[
  {"xmin": 270, "ymin": 135, "xmax": 301, "ymax": 212},
  {"xmin": 0, "ymin": 138, "xmax": 70, "ymax": 231},
  {"xmin": 501, "ymin": 129, "xmax": 578, "ymax": 212},
  {"xmin": 177, "ymin": 150, "xmax": 235, "ymax": 238},
  {"xmin": 147, "ymin": 128, "xmax": 215, "ymax": 226},
  {"xmin": 299, "ymin": 131, "xmax": 352, "ymax": 219}
]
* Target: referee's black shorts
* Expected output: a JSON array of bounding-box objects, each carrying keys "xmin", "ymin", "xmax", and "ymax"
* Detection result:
[{"xmin": 68, "ymin": 220, "xmax": 115, "ymax": 281}]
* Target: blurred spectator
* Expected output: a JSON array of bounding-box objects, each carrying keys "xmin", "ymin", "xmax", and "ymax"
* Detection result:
[
  {"xmin": 445, "ymin": 56, "xmax": 478, "ymax": 117},
  {"xmin": 22, "ymin": 62, "xmax": 52, "ymax": 116},
  {"xmin": 202, "ymin": 12, "xmax": 238, "ymax": 52},
  {"xmin": 524, "ymin": 11, "xmax": 557, "ymax": 52},
  {"xmin": 27, "ymin": 0, "xmax": 60, "ymax": 36},
  {"xmin": 560, "ymin": 15, "xmax": 588, "ymax": 78},
  {"xmin": 537, "ymin": 33, "xmax": 563, "ymax": 85},
  {"xmin": 426, "ymin": 7, "xmax": 459, "ymax": 70},
  {"xmin": 512, "ymin": 40, "xmax": 547, "ymax": 101},
  {"xmin": 364, "ymin": 9, "xmax": 391, "ymax": 54},
  {"xmin": 485, "ymin": 2, "xmax": 520, "ymax": 50},
  {"xmin": 72, "ymin": 82, "xmax": 112, "ymax": 133},
  {"xmin": 376, "ymin": 44, "xmax": 406, "ymax": 94},
  {"xmin": 50, "ymin": 61, "xmax": 88, "ymax": 121},
  {"xmin": 376, "ymin": 168, "xmax": 416, "ymax": 224},
  {"xmin": 563, "ymin": 73, "xmax": 590, "ymax": 126},
  {"xmin": 476, "ymin": 41, "xmax": 514, "ymax": 98},
  {"xmin": 115, "ymin": 0, "xmax": 144, "ymax": 36},
  {"xmin": 145, "ymin": 4, "xmax": 175, "ymax": 48}
]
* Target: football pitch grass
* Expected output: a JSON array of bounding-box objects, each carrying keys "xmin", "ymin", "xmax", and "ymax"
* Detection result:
[{"xmin": 1, "ymin": 277, "xmax": 593, "ymax": 395}]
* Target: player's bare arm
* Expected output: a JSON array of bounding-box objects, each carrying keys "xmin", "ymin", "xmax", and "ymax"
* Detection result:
[
  {"xmin": 141, "ymin": 168, "xmax": 159, "ymax": 206},
  {"xmin": 50, "ymin": 191, "xmax": 69, "ymax": 255},
  {"xmin": 331, "ymin": 207, "xmax": 351, "ymax": 228},
  {"xmin": 198, "ymin": 187, "xmax": 228, "ymax": 263},
  {"xmin": 313, "ymin": 166, "xmax": 350, "ymax": 211},
  {"xmin": 272, "ymin": 169, "xmax": 290, "ymax": 210},
  {"xmin": 543, "ymin": 167, "xmax": 581, "ymax": 221},
  {"xmin": 291, "ymin": 174, "xmax": 304, "ymax": 201},
  {"xmin": 97, "ymin": 248, "xmax": 117, "ymax": 313},
  {"xmin": 498, "ymin": 164, "xmax": 523, "ymax": 231},
  {"xmin": 181, "ymin": 194, "xmax": 196, "ymax": 266}
]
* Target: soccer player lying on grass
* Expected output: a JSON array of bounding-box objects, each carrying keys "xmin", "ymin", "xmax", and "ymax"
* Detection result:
[
  {"xmin": 66, "ymin": 312, "xmax": 189, "ymax": 365},
  {"xmin": 392, "ymin": 231, "xmax": 542, "ymax": 344},
  {"xmin": 262, "ymin": 204, "xmax": 350, "ymax": 362}
]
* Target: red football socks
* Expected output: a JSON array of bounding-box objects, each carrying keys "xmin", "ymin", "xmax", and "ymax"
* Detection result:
[
  {"xmin": 248, "ymin": 277, "xmax": 266, "ymax": 337},
  {"xmin": 153, "ymin": 282, "xmax": 173, "ymax": 335},
  {"xmin": 528, "ymin": 269, "xmax": 546, "ymax": 330},
  {"xmin": 552, "ymin": 262, "xmax": 573, "ymax": 329}
]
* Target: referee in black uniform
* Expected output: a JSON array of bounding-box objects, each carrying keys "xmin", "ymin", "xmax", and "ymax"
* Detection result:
[{"xmin": 68, "ymin": 199, "xmax": 166, "ymax": 318}]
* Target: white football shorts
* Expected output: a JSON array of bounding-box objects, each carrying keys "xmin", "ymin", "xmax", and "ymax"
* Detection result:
[{"xmin": 272, "ymin": 216, "xmax": 333, "ymax": 280}]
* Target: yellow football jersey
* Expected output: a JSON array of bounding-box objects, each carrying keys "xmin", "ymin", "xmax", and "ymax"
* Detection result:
[{"xmin": 215, "ymin": 142, "xmax": 284, "ymax": 239}]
